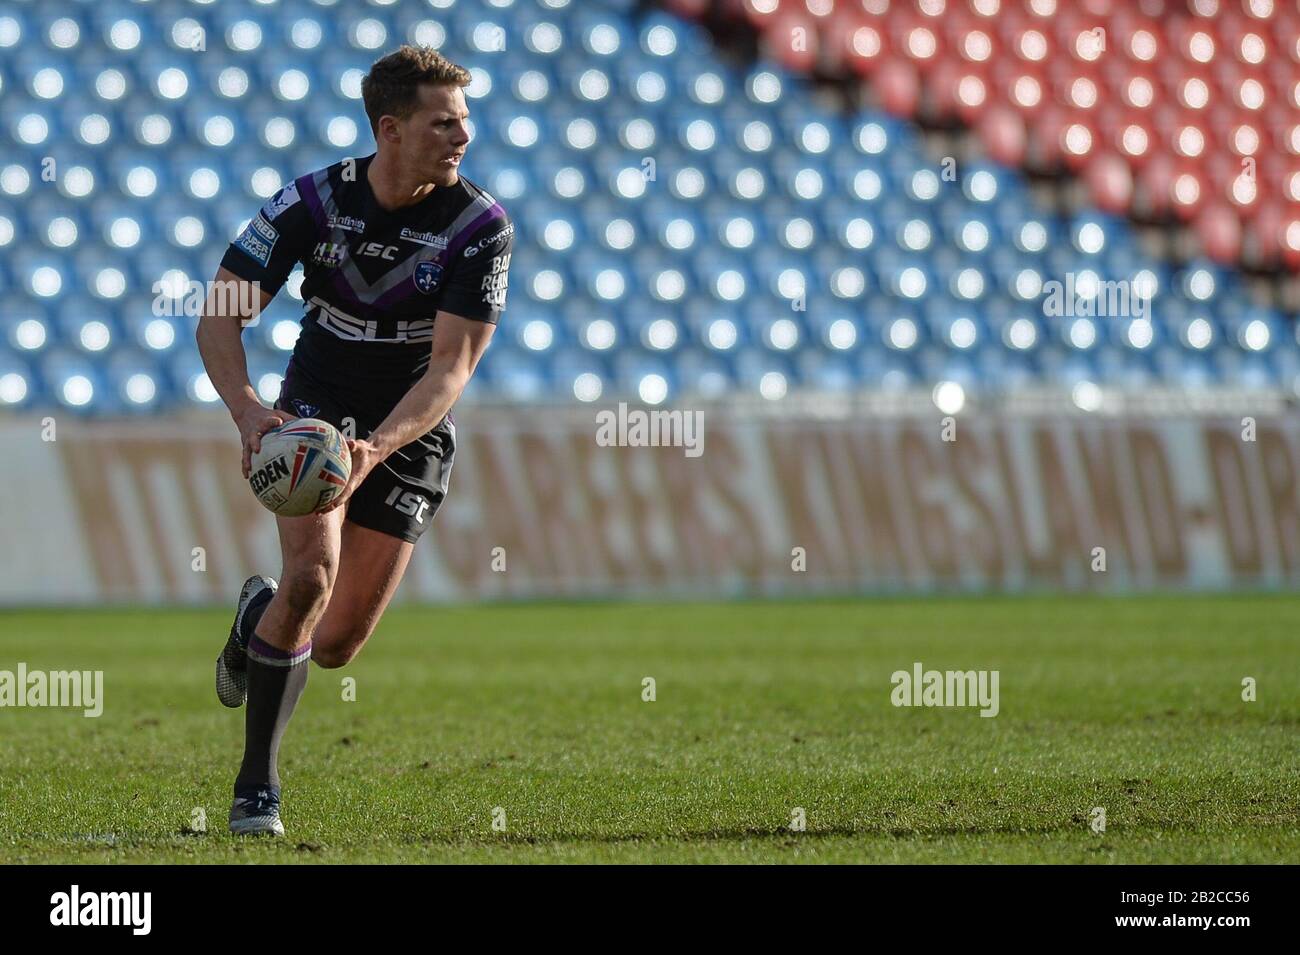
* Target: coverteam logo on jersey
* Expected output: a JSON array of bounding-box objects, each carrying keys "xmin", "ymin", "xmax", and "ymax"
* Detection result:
[
  {"xmin": 463, "ymin": 222, "xmax": 514, "ymax": 258},
  {"xmin": 414, "ymin": 261, "xmax": 444, "ymax": 295}
]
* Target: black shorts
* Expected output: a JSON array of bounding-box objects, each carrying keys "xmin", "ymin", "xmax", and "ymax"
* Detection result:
[{"xmin": 274, "ymin": 359, "xmax": 455, "ymax": 543}]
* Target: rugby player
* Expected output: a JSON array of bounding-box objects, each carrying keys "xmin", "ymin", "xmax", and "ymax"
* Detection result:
[{"xmin": 195, "ymin": 46, "xmax": 512, "ymax": 836}]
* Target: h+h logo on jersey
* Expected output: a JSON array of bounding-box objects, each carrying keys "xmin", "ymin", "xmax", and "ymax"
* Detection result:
[
  {"xmin": 414, "ymin": 261, "xmax": 444, "ymax": 295},
  {"xmin": 313, "ymin": 241, "xmax": 347, "ymax": 268}
]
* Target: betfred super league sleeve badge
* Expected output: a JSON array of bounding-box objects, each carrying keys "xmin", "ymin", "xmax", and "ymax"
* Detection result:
[
  {"xmin": 234, "ymin": 213, "xmax": 279, "ymax": 267},
  {"xmin": 414, "ymin": 261, "xmax": 444, "ymax": 295}
]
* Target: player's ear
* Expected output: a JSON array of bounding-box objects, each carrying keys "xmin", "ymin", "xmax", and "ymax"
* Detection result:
[{"xmin": 376, "ymin": 115, "xmax": 400, "ymax": 144}]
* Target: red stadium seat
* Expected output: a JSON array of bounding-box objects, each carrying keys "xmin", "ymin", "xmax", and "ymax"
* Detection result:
[
  {"xmin": 844, "ymin": 17, "xmax": 891, "ymax": 76},
  {"xmin": 977, "ymin": 104, "xmax": 1029, "ymax": 166},
  {"xmin": 1085, "ymin": 151, "xmax": 1134, "ymax": 213},
  {"xmin": 820, "ymin": 8, "xmax": 869, "ymax": 73},
  {"xmin": 876, "ymin": 56, "xmax": 922, "ymax": 115},
  {"xmin": 1195, "ymin": 202, "xmax": 1243, "ymax": 263},
  {"xmin": 683, "ymin": 0, "xmax": 1300, "ymax": 267},
  {"xmin": 762, "ymin": 10, "xmax": 820, "ymax": 71}
]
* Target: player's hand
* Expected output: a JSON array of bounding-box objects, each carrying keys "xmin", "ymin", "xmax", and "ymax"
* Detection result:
[
  {"xmin": 237, "ymin": 404, "xmax": 293, "ymax": 479},
  {"xmin": 320, "ymin": 438, "xmax": 380, "ymax": 514}
]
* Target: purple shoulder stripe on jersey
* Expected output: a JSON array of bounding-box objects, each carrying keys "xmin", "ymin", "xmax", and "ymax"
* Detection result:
[
  {"xmin": 370, "ymin": 203, "xmax": 507, "ymax": 310},
  {"xmin": 449, "ymin": 203, "xmax": 507, "ymax": 259},
  {"xmin": 296, "ymin": 172, "xmax": 330, "ymax": 233},
  {"xmin": 299, "ymin": 170, "xmax": 373, "ymax": 311},
  {"xmin": 327, "ymin": 273, "xmax": 371, "ymax": 313}
]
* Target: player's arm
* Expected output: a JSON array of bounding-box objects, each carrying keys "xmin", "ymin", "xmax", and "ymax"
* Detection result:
[
  {"xmin": 196, "ymin": 182, "xmax": 312, "ymax": 476},
  {"xmin": 370, "ymin": 310, "xmax": 495, "ymax": 457},
  {"xmin": 195, "ymin": 268, "xmax": 291, "ymax": 476},
  {"xmin": 322, "ymin": 312, "xmax": 494, "ymax": 512}
]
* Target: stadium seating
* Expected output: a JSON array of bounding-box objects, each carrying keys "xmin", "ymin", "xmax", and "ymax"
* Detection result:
[
  {"xmin": 0, "ymin": 0, "xmax": 1296, "ymax": 414},
  {"xmin": 675, "ymin": 0, "xmax": 1300, "ymax": 269}
]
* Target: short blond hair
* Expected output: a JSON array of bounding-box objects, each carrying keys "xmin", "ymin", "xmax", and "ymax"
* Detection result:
[{"xmin": 362, "ymin": 45, "xmax": 471, "ymax": 135}]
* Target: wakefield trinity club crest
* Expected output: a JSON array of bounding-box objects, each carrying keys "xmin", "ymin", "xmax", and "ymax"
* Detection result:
[{"xmin": 414, "ymin": 261, "xmax": 443, "ymax": 295}]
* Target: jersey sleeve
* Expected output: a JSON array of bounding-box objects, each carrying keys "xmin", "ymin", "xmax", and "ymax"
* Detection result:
[
  {"xmin": 437, "ymin": 214, "xmax": 515, "ymax": 324},
  {"xmin": 219, "ymin": 179, "xmax": 316, "ymax": 297}
]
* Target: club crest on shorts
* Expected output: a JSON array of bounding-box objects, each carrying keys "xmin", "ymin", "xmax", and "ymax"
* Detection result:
[
  {"xmin": 290, "ymin": 398, "xmax": 320, "ymax": 418},
  {"xmin": 414, "ymin": 261, "xmax": 443, "ymax": 295}
]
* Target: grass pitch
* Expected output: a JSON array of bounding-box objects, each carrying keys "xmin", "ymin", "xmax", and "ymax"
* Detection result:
[{"xmin": 0, "ymin": 595, "xmax": 1296, "ymax": 864}]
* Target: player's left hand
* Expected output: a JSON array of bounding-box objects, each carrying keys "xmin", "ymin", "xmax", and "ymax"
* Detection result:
[{"xmin": 320, "ymin": 438, "xmax": 381, "ymax": 514}]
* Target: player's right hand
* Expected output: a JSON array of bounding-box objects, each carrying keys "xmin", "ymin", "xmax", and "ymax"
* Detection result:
[{"xmin": 237, "ymin": 404, "xmax": 293, "ymax": 478}]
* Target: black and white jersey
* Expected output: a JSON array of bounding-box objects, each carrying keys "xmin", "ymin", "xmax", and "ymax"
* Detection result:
[{"xmin": 221, "ymin": 153, "xmax": 513, "ymax": 403}]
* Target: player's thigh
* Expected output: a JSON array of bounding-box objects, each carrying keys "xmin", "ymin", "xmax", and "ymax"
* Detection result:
[
  {"xmin": 274, "ymin": 506, "xmax": 346, "ymax": 611},
  {"xmin": 311, "ymin": 520, "xmax": 414, "ymax": 668}
]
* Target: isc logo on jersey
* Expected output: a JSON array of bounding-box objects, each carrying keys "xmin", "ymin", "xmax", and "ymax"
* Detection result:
[{"xmin": 385, "ymin": 488, "xmax": 430, "ymax": 524}]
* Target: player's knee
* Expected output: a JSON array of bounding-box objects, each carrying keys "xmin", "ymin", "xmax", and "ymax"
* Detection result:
[
  {"xmin": 280, "ymin": 564, "xmax": 332, "ymax": 619},
  {"xmin": 310, "ymin": 641, "xmax": 358, "ymax": 670}
]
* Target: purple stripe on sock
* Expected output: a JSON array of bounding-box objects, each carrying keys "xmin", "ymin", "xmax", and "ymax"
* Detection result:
[
  {"xmin": 248, "ymin": 647, "xmax": 311, "ymax": 668},
  {"xmin": 248, "ymin": 635, "xmax": 311, "ymax": 661}
]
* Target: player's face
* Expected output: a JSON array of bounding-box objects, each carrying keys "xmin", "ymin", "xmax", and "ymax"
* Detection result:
[{"xmin": 398, "ymin": 84, "xmax": 471, "ymax": 187}]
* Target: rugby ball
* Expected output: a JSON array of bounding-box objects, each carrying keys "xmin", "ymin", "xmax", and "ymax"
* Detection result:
[{"xmin": 248, "ymin": 418, "xmax": 351, "ymax": 517}]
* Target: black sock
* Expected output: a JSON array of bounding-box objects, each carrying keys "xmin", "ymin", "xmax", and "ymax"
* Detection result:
[
  {"xmin": 239, "ymin": 588, "xmax": 274, "ymax": 648},
  {"xmin": 235, "ymin": 634, "xmax": 310, "ymax": 792}
]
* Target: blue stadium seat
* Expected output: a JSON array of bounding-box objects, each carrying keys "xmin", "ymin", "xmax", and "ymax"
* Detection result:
[{"xmin": 0, "ymin": 0, "xmax": 1295, "ymax": 413}]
